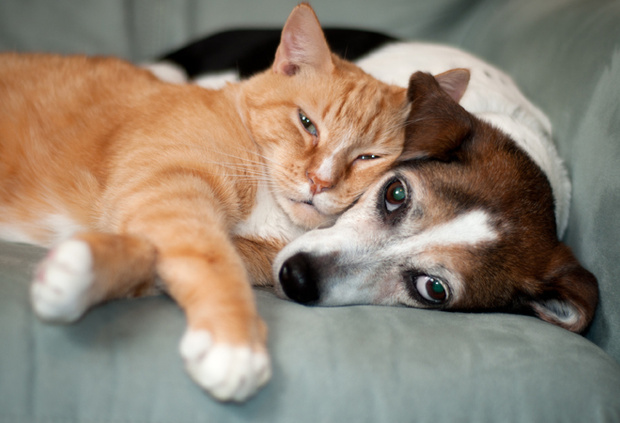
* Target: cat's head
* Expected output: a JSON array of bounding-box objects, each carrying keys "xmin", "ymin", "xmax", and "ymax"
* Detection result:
[{"xmin": 240, "ymin": 4, "xmax": 412, "ymax": 230}]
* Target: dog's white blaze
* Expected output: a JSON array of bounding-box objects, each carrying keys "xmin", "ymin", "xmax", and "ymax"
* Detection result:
[
  {"xmin": 360, "ymin": 211, "xmax": 496, "ymax": 305},
  {"xmin": 388, "ymin": 210, "xmax": 497, "ymax": 255}
]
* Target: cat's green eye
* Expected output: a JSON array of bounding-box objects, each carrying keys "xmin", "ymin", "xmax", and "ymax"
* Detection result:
[
  {"xmin": 299, "ymin": 110, "xmax": 318, "ymax": 136},
  {"xmin": 357, "ymin": 154, "xmax": 381, "ymax": 161}
]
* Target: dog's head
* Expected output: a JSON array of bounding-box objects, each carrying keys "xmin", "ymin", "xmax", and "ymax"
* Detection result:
[{"xmin": 273, "ymin": 71, "xmax": 598, "ymax": 333}]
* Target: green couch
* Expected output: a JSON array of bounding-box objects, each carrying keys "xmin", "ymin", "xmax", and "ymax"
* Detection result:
[{"xmin": 1, "ymin": 0, "xmax": 619, "ymax": 421}]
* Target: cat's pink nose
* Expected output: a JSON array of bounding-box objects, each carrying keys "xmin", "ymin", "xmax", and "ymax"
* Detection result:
[{"xmin": 307, "ymin": 172, "xmax": 333, "ymax": 195}]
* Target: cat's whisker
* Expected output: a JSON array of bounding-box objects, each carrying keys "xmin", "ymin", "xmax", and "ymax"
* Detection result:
[
  {"xmin": 159, "ymin": 159, "xmax": 273, "ymax": 183},
  {"xmin": 189, "ymin": 159, "xmax": 268, "ymax": 177},
  {"xmin": 211, "ymin": 148, "xmax": 276, "ymax": 167},
  {"xmin": 247, "ymin": 150, "xmax": 281, "ymax": 166},
  {"xmin": 400, "ymin": 116, "xmax": 428, "ymax": 128}
]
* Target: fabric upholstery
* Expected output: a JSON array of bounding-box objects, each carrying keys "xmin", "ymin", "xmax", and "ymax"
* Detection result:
[{"xmin": 1, "ymin": 241, "xmax": 619, "ymax": 422}]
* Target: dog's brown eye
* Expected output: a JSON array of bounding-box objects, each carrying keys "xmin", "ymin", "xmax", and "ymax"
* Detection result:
[
  {"xmin": 415, "ymin": 275, "xmax": 448, "ymax": 303},
  {"xmin": 385, "ymin": 180, "xmax": 406, "ymax": 212}
]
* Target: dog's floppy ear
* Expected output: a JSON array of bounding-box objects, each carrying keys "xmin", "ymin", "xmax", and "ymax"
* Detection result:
[
  {"xmin": 529, "ymin": 244, "xmax": 599, "ymax": 333},
  {"xmin": 399, "ymin": 70, "xmax": 473, "ymax": 162},
  {"xmin": 272, "ymin": 3, "xmax": 334, "ymax": 76}
]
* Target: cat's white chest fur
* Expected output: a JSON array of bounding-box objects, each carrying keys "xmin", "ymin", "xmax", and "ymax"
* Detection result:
[{"xmin": 233, "ymin": 180, "xmax": 304, "ymax": 243}]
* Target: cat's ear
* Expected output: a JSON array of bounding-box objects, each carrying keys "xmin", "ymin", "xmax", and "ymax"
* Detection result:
[
  {"xmin": 434, "ymin": 68, "xmax": 470, "ymax": 103},
  {"xmin": 272, "ymin": 3, "xmax": 334, "ymax": 76}
]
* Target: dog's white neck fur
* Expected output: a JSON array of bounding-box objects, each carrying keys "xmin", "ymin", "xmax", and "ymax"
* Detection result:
[{"xmin": 355, "ymin": 42, "xmax": 570, "ymax": 238}]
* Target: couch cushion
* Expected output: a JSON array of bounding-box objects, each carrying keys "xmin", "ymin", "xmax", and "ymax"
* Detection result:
[{"xmin": 1, "ymin": 241, "xmax": 619, "ymax": 423}]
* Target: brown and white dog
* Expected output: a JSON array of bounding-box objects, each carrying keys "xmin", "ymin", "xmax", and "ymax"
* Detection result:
[{"xmin": 272, "ymin": 43, "xmax": 598, "ymax": 333}]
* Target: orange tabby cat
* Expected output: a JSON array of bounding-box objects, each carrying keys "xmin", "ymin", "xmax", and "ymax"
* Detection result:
[{"xmin": 0, "ymin": 4, "xmax": 412, "ymax": 401}]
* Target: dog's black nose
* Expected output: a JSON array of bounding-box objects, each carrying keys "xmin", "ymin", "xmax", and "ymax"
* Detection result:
[{"xmin": 278, "ymin": 252, "xmax": 319, "ymax": 304}]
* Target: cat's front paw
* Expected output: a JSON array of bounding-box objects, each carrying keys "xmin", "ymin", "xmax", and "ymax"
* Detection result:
[
  {"xmin": 30, "ymin": 239, "xmax": 96, "ymax": 323},
  {"xmin": 180, "ymin": 329, "xmax": 271, "ymax": 402}
]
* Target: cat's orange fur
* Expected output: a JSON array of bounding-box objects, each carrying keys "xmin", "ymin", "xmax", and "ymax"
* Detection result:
[{"xmin": 0, "ymin": 4, "xmax": 409, "ymax": 401}]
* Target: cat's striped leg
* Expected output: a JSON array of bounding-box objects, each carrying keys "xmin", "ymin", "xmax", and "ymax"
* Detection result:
[
  {"xmin": 99, "ymin": 171, "xmax": 271, "ymax": 401},
  {"xmin": 156, "ymin": 234, "xmax": 271, "ymax": 402},
  {"xmin": 30, "ymin": 232, "xmax": 158, "ymax": 323},
  {"xmin": 118, "ymin": 203, "xmax": 270, "ymax": 401}
]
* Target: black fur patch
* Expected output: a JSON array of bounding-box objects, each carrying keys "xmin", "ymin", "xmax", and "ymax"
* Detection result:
[{"xmin": 160, "ymin": 28, "xmax": 397, "ymax": 78}]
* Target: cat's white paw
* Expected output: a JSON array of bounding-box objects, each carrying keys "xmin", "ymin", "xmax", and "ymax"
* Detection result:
[
  {"xmin": 30, "ymin": 239, "xmax": 95, "ymax": 323},
  {"xmin": 179, "ymin": 329, "xmax": 271, "ymax": 402}
]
